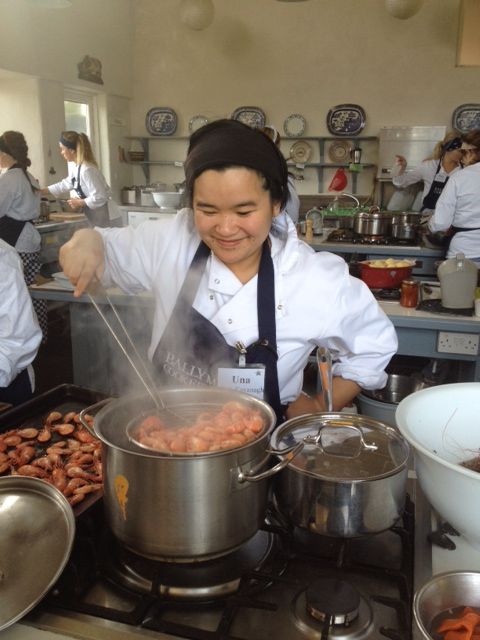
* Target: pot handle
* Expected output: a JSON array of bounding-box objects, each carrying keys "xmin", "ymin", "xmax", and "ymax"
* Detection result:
[
  {"xmin": 79, "ymin": 398, "xmax": 112, "ymax": 436},
  {"xmin": 237, "ymin": 441, "xmax": 304, "ymax": 483}
]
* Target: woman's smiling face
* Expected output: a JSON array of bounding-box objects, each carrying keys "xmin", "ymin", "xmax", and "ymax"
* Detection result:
[{"xmin": 193, "ymin": 167, "xmax": 281, "ymax": 283}]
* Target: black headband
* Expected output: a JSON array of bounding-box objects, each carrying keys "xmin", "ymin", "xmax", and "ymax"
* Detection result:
[
  {"xmin": 59, "ymin": 135, "xmax": 77, "ymax": 150},
  {"xmin": 184, "ymin": 119, "xmax": 288, "ymax": 207},
  {"xmin": 442, "ymin": 137, "xmax": 462, "ymax": 152}
]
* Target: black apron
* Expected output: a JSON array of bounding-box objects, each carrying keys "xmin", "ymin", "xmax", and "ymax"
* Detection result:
[
  {"xmin": 0, "ymin": 368, "xmax": 32, "ymax": 406},
  {"xmin": 421, "ymin": 161, "xmax": 449, "ymax": 211},
  {"xmin": 71, "ymin": 164, "xmax": 110, "ymax": 228},
  {"xmin": 0, "ymin": 164, "xmax": 30, "ymax": 247},
  {"xmin": 444, "ymin": 225, "xmax": 480, "ymax": 252},
  {"xmin": 152, "ymin": 240, "xmax": 284, "ymax": 423}
]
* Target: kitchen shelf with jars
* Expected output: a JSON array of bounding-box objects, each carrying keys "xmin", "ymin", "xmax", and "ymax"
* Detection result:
[{"xmin": 281, "ymin": 136, "xmax": 379, "ymax": 196}]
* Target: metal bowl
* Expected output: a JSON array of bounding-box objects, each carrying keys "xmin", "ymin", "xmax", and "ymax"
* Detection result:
[
  {"xmin": 362, "ymin": 374, "xmax": 417, "ymax": 404},
  {"xmin": 414, "ymin": 571, "xmax": 480, "ymax": 639},
  {"xmin": 152, "ymin": 191, "xmax": 182, "ymax": 209}
]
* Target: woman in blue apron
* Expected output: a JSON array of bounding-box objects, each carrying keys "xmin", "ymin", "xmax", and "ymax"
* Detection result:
[
  {"xmin": 391, "ymin": 132, "xmax": 463, "ymax": 214},
  {"xmin": 59, "ymin": 120, "xmax": 397, "ymax": 424},
  {"xmin": 0, "ymin": 131, "xmax": 48, "ymax": 341},
  {"xmin": 0, "ymin": 239, "xmax": 42, "ymax": 405},
  {"xmin": 43, "ymin": 131, "xmax": 121, "ymax": 228}
]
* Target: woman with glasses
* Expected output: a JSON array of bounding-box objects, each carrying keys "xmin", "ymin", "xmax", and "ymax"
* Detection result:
[
  {"xmin": 390, "ymin": 130, "xmax": 464, "ymax": 215},
  {"xmin": 428, "ymin": 130, "xmax": 480, "ymax": 266}
]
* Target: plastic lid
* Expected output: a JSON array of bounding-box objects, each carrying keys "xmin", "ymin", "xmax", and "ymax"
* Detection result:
[
  {"xmin": 270, "ymin": 413, "xmax": 408, "ymax": 481},
  {"xmin": 0, "ymin": 477, "xmax": 75, "ymax": 631}
]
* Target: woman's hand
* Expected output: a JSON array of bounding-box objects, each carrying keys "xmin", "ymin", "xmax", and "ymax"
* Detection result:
[
  {"xmin": 67, "ymin": 197, "xmax": 86, "ymax": 211},
  {"xmin": 59, "ymin": 229, "xmax": 105, "ymax": 297}
]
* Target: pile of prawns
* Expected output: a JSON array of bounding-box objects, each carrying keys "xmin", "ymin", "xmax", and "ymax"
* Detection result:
[{"xmin": 0, "ymin": 409, "xmax": 102, "ymax": 507}]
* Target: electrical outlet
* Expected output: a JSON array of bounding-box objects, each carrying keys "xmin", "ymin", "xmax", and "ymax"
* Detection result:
[{"xmin": 437, "ymin": 331, "xmax": 480, "ymax": 355}]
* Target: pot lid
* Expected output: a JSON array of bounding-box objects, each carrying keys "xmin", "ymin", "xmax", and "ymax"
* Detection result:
[
  {"xmin": 0, "ymin": 476, "xmax": 75, "ymax": 631},
  {"xmin": 270, "ymin": 413, "xmax": 408, "ymax": 481}
]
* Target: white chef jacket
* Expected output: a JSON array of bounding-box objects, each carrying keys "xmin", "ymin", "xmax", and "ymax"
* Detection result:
[
  {"xmin": 0, "ymin": 168, "xmax": 41, "ymax": 252},
  {"xmin": 392, "ymin": 159, "xmax": 461, "ymax": 213},
  {"xmin": 48, "ymin": 162, "xmax": 119, "ymax": 217},
  {"xmin": 283, "ymin": 175, "xmax": 300, "ymax": 224},
  {"xmin": 0, "ymin": 239, "xmax": 42, "ymax": 387},
  {"xmin": 98, "ymin": 211, "xmax": 397, "ymax": 403},
  {"xmin": 428, "ymin": 162, "xmax": 480, "ymax": 261}
]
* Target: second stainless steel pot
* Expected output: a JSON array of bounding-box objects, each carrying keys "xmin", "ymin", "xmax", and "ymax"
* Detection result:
[
  {"xmin": 81, "ymin": 388, "xmax": 295, "ymax": 561},
  {"xmin": 270, "ymin": 413, "xmax": 409, "ymax": 537},
  {"xmin": 353, "ymin": 208, "xmax": 393, "ymax": 236}
]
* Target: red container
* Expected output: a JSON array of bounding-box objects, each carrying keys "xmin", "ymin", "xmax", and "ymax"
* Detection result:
[{"xmin": 359, "ymin": 263, "xmax": 413, "ymax": 289}]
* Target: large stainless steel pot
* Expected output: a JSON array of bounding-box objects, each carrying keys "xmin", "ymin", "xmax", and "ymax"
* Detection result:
[
  {"xmin": 390, "ymin": 211, "xmax": 422, "ymax": 225},
  {"xmin": 270, "ymin": 413, "xmax": 409, "ymax": 537},
  {"xmin": 80, "ymin": 388, "xmax": 297, "ymax": 561},
  {"xmin": 391, "ymin": 222, "xmax": 418, "ymax": 241},
  {"xmin": 353, "ymin": 207, "xmax": 393, "ymax": 236}
]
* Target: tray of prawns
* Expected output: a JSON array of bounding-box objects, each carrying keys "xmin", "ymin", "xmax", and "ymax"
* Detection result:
[{"xmin": 0, "ymin": 384, "xmax": 107, "ymax": 515}]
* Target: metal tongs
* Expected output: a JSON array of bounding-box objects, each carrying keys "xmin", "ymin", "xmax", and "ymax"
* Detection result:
[{"xmin": 87, "ymin": 284, "xmax": 164, "ymax": 411}]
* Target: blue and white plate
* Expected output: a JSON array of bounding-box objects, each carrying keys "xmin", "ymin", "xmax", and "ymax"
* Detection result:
[
  {"xmin": 231, "ymin": 106, "xmax": 266, "ymax": 129},
  {"xmin": 284, "ymin": 113, "xmax": 306, "ymax": 137},
  {"xmin": 188, "ymin": 115, "xmax": 209, "ymax": 133},
  {"xmin": 452, "ymin": 104, "xmax": 480, "ymax": 134},
  {"xmin": 326, "ymin": 104, "xmax": 366, "ymax": 137},
  {"xmin": 145, "ymin": 107, "xmax": 177, "ymax": 136}
]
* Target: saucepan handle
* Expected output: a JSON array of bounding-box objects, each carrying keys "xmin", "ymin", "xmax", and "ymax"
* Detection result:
[{"xmin": 237, "ymin": 441, "xmax": 304, "ymax": 483}]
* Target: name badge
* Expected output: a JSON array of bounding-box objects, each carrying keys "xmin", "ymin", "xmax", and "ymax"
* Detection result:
[{"xmin": 217, "ymin": 365, "xmax": 266, "ymax": 399}]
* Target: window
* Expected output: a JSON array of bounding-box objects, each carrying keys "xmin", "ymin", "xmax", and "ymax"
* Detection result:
[
  {"xmin": 63, "ymin": 88, "xmax": 100, "ymax": 162},
  {"xmin": 64, "ymin": 100, "xmax": 90, "ymax": 136}
]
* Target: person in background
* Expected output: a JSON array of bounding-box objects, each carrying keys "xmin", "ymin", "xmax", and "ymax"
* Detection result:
[
  {"xmin": 0, "ymin": 130, "xmax": 48, "ymax": 341},
  {"xmin": 260, "ymin": 125, "xmax": 300, "ymax": 224},
  {"xmin": 59, "ymin": 119, "xmax": 397, "ymax": 423},
  {"xmin": 428, "ymin": 129, "xmax": 480, "ymax": 267},
  {"xmin": 0, "ymin": 238, "xmax": 42, "ymax": 405},
  {"xmin": 390, "ymin": 130, "xmax": 463, "ymax": 215},
  {"xmin": 43, "ymin": 131, "xmax": 122, "ymax": 228}
]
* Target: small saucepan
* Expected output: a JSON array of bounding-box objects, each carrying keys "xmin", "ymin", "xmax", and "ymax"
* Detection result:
[{"xmin": 270, "ymin": 413, "xmax": 410, "ymax": 537}]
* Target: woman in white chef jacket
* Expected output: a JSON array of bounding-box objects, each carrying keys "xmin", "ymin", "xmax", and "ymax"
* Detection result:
[
  {"xmin": 0, "ymin": 130, "xmax": 48, "ymax": 339},
  {"xmin": 59, "ymin": 119, "xmax": 397, "ymax": 423},
  {"xmin": 428, "ymin": 130, "xmax": 480, "ymax": 267},
  {"xmin": 390, "ymin": 131, "xmax": 463, "ymax": 214},
  {"xmin": 43, "ymin": 131, "xmax": 121, "ymax": 228},
  {"xmin": 0, "ymin": 238, "xmax": 42, "ymax": 405}
]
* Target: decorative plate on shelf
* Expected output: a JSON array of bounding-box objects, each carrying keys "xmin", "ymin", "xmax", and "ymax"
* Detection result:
[
  {"xmin": 289, "ymin": 140, "xmax": 312, "ymax": 165},
  {"xmin": 283, "ymin": 113, "xmax": 307, "ymax": 137},
  {"xmin": 328, "ymin": 139, "xmax": 353, "ymax": 163},
  {"xmin": 452, "ymin": 104, "xmax": 480, "ymax": 134},
  {"xmin": 326, "ymin": 104, "xmax": 366, "ymax": 137},
  {"xmin": 189, "ymin": 115, "xmax": 209, "ymax": 133},
  {"xmin": 231, "ymin": 106, "xmax": 266, "ymax": 129},
  {"xmin": 145, "ymin": 107, "xmax": 178, "ymax": 136}
]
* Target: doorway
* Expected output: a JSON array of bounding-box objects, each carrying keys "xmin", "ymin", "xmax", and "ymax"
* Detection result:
[{"xmin": 63, "ymin": 87, "xmax": 100, "ymax": 163}]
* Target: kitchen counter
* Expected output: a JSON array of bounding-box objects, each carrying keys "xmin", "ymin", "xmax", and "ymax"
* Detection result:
[{"xmin": 29, "ymin": 282, "xmax": 480, "ymax": 391}]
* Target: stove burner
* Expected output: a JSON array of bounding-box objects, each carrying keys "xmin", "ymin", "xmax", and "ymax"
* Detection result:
[
  {"xmin": 371, "ymin": 288, "xmax": 401, "ymax": 301},
  {"xmin": 306, "ymin": 578, "xmax": 360, "ymax": 625},
  {"xmin": 292, "ymin": 578, "xmax": 373, "ymax": 640},
  {"xmin": 104, "ymin": 529, "xmax": 277, "ymax": 600}
]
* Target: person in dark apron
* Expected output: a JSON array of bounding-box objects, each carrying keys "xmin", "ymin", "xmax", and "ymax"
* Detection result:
[
  {"xmin": 43, "ymin": 131, "xmax": 118, "ymax": 228},
  {"xmin": 421, "ymin": 136, "xmax": 463, "ymax": 212},
  {"xmin": 59, "ymin": 119, "xmax": 397, "ymax": 424}
]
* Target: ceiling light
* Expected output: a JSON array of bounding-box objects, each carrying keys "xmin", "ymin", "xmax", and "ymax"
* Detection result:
[
  {"xmin": 180, "ymin": 0, "xmax": 214, "ymax": 30},
  {"xmin": 385, "ymin": 0, "xmax": 424, "ymax": 19}
]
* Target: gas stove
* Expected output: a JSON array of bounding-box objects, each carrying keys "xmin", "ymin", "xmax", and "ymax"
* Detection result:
[
  {"xmin": 24, "ymin": 494, "xmax": 415, "ymax": 640},
  {"xmin": 326, "ymin": 229, "xmax": 419, "ymax": 247}
]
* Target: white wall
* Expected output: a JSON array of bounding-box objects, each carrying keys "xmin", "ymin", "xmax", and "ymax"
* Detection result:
[{"xmin": 128, "ymin": 0, "xmax": 480, "ymax": 196}]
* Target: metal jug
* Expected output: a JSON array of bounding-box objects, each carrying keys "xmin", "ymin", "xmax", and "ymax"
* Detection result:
[{"xmin": 437, "ymin": 253, "xmax": 478, "ymax": 309}]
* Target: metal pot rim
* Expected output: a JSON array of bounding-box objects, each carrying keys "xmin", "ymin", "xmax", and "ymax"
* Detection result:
[{"xmin": 85, "ymin": 388, "xmax": 277, "ymax": 459}]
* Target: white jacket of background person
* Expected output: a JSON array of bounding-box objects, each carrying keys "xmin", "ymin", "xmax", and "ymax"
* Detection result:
[
  {"xmin": 97, "ymin": 210, "xmax": 398, "ymax": 404},
  {"xmin": 429, "ymin": 162, "xmax": 480, "ymax": 262},
  {"xmin": 0, "ymin": 239, "xmax": 42, "ymax": 387}
]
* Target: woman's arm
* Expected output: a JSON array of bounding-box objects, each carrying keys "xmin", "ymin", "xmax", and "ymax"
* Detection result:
[
  {"xmin": 0, "ymin": 251, "xmax": 42, "ymax": 387},
  {"xmin": 286, "ymin": 378, "xmax": 360, "ymax": 419},
  {"xmin": 428, "ymin": 177, "xmax": 457, "ymax": 233},
  {"xmin": 392, "ymin": 160, "xmax": 429, "ymax": 189},
  {"xmin": 79, "ymin": 165, "xmax": 109, "ymax": 209}
]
